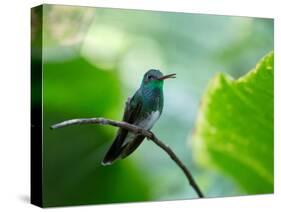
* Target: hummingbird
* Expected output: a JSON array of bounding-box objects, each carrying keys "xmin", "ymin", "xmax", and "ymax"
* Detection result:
[{"xmin": 102, "ymin": 69, "xmax": 176, "ymax": 165}]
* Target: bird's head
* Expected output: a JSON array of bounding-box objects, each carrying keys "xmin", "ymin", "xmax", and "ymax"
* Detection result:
[{"xmin": 141, "ymin": 69, "xmax": 176, "ymax": 89}]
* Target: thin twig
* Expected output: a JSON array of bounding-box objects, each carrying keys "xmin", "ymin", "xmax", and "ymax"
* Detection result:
[{"xmin": 51, "ymin": 117, "xmax": 204, "ymax": 198}]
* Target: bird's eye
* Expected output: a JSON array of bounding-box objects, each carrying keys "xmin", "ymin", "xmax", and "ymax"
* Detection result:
[{"xmin": 148, "ymin": 75, "xmax": 153, "ymax": 80}]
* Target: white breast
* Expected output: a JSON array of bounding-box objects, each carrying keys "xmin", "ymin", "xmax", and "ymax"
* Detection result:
[
  {"xmin": 122, "ymin": 111, "xmax": 160, "ymax": 147},
  {"xmin": 138, "ymin": 111, "xmax": 160, "ymax": 130}
]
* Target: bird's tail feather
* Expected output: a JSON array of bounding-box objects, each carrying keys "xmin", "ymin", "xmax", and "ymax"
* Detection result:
[
  {"xmin": 120, "ymin": 136, "xmax": 144, "ymax": 159},
  {"xmin": 102, "ymin": 134, "xmax": 145, "ymax": 165},
  {"xmin": 102, "ymin": 135, "xmax": 123, "ymax": 166}
]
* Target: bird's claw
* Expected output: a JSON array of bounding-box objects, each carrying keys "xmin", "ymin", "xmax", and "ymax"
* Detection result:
[{"xmin": 147, "ymin": 130, "xmax": 155, "ymax": 140}]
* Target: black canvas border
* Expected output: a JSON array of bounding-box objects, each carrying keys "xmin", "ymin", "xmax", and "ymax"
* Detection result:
[{"xmin": 31, "ymin": 4, "xmax": 43, "ymax": 208}]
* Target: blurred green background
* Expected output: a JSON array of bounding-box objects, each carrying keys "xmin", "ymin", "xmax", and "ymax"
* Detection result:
[{"xmin": 34, "ymin": 4, "xmax": 273, "ymax": 207}]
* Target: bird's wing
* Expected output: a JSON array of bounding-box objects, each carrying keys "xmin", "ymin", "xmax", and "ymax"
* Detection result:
[
  {"xmin": 115, "ymin": 93, "xmax": 142, "ymax": 145},
  {"xmin": 123, "ymin": 94, "xmax": 142, "ymax": 124},
  {"xmin": 102, "ymin": 91, "xmax": 142, "ymax": 164}
]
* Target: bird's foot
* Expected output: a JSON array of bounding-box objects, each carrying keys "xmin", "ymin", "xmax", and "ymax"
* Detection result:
[{"xmin": 147, "ymin": 130, "xmax": 156, "ymax": 140}]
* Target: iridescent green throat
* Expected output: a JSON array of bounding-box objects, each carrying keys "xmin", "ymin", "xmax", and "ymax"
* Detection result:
[{"xmin": 140, "ymin": 80, "xmax": 164, "ymax": 112}]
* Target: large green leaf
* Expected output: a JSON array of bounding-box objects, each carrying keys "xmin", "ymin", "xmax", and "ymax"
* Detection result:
[{"xmin": 192, "ymin": 52, "xmax": 274, "ymax": 194}]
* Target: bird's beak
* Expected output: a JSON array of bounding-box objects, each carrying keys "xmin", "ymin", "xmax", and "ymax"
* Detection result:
[{"xmin": 158, "ymin": 73, "xmax": 176, "ymax": 80}]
